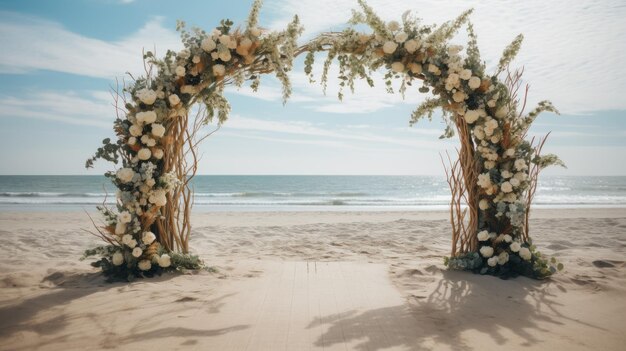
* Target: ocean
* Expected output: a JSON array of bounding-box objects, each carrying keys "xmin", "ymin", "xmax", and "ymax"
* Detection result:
[{"xmin": 1, "ymin": 175, "xmax": 625, "ymax": 212}]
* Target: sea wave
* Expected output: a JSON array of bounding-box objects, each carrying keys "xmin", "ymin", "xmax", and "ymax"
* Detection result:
[{"xmin": 0, "ymin": 192, "xmax": 108, "ymax": 198}]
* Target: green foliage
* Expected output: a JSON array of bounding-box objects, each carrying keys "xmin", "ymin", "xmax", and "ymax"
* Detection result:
[{"xmin": 496, "ymin": 34, "xmax": 524, "ymax": 74}]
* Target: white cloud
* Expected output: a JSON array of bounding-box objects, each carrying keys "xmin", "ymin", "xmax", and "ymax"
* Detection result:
[
  {"xmin": 0, "ymin": 11, "xmax": 182, "ymax": 79},
  {"xmin": 0, "ymin": 90, "xmax": 115, "ymax": 128},
  {"xmin": 265, "ymin": 0, "xmax": 626, "ymax": 114}
]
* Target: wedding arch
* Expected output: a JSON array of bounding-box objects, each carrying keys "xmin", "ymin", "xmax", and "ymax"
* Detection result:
[{"xmin": 84, "ymin": 0, "xmax": 563, "ymax": 281}]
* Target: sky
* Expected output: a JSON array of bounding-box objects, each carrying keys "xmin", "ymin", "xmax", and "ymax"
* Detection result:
[{"xmin": 0, "ymin": 0, "xmax": 625, "ymax": 176}]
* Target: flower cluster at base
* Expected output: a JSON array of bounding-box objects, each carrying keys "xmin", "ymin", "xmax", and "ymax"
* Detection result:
[
  {"xmin": 85, "ymin": 0, "xmax": 303, "ymax": 279},
  {"xmin": 82, "ymin": 244, "xmax": 204, "ymax": 282},
  {"xmin": 302, "ymin": 1, "xmax": 564, "ymax": 279}
]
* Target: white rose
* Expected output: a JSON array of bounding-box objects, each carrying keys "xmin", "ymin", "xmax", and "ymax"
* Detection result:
[
  {"xmin": 146, "ymin": 178, "xmax": 156, "ymax": 187},
  {"xmin": 128, "ymin": 137, "xmax": 137, "ymax": 145},
  {"xmin": 175, "ymin": 66, "xmax": 186, "ymax": 77},
  {"xmin": 505, "ymin": 148, "xmax": 515, "ymax": 157},
  {"xmin": 142, "ymin": 231, "xmax": 156, "ymax": 245},
  {"xmin": 129, "ymin": 124, "xmax": 143, "ymax": 137},
  {"xmin": 477, "ymin": 230, "xmax": 490, "ymax": 241},
  {"xmin": 136, "ymin": 88, "xmax": 157, "ymax": 105},
  {"xmin": 168, "ymin": 94, "xmax": 181, "ymax": 106},
  {"xmin": 178, "ymin": 49, "xmax": 190, "ymax": 59},
  {"xmin": 474, "ymin": 127, "xmax": 485, "ymax": 140},
  {"xmin": 464, "ymin": 109, "xmax": 480, "ymax": 124},
  {"xmin": 115, "ymin": 221, "xmax": 127, "ymax": 235},
  {"xmin": 519, "ymin": 247, "xmax": 532, "ymax": 261},
  {"xmin": 477, "ymin": 173, "xmax": 491, "ymax": 189},
  {"xmin": 136, "ymin": 111, "xmax": 157, "ymax": 124},
  {"xmin": 503, "ymin": 234, "xmax": 513, "ymax": 243},
  {"xmin": 137, "ymin": 148, "xmax": 152, "ymax": 161},
  {"xmin": 249, "ymin": 27, "xmax": 261, "ymax": 37},
  {"xmin": 138, "ymin": 259, "xmax": 152, "ymax": 271},
  {"xmin": 448, "ymin": 45, "xmax": 463, "ymax": 56},
  {"xmin": 149, "ymin": 189, "xmax": 167, "ymax": 207},
  {"xmin": 218, "ymin": 50, "xmax": 232, "ymax": 62},
  {"xmin": 480, "ymin": 246, "xmax": 494, "ymax": 258},
  {"xmin": 452, "ymin": 91, "xmax": 465, "ymax": 102},
  {"xmin": 201, "ymin": 37, "xmax": 216, "ymax": 52},
  {"xmin": 391, "ymin": 62, "xmax": 405, "ymax": 73},
  {"xmin": 116, "ymin": 168, "xmax": 135, "ymax": 183},
  {"xmin": 132, "ymin": 247, "xmax": 142, "ymax": 258},
  {"xmin": 382, "ymin": 41, "xmax": 398, "ymax": 54},
  {"xmin": 498, "ymin": 251, "xmax": 509, "ymax": 265},
  {"xmin": 151, "ymin": 123, "xmax": 166, "ymax": 138},
  {"xmin": 514, "ymin": 159, "xmax": 528, "ymax": 171},
  {"xmin": 394, "ymin": 32, "xmax": 408, "ymax": 43},
  {"xmin": 501, "ymin": 170, "xmax": 512, "ymax": 179},
  {"xmin": 408, "ymin": 63, "xmax": 422, "ymax": 74},
  {"xmin": 122, "ymin": 234, "xmax": 133, "ymax": 245},
  {"xmin": 468, "ymin": 76, "xmax": 481, "ymax": 89},
  {"xmin": 192, "ymin": 55, "xmax": 201, "ymax": 64},
  {"xmin": 219, "ymin": 34, "xmax": 231, "ymax": 45},
  {"xmin": 487, "ymin": 256, "xmax": 498, "ymax": 267},
  {"xmin": 484, "ymin": 161, "xmax": 495, "ymax": 170},
  {"xmin": 501, "ymin": 181, "xmax": 513, "ymax": 193},
  {"xmin": 459, "ymin": 69, "xmax": 472, "ymax": 80},
  {"xmin": 112, "ymin": 252, "xmax": 124, "ymax": 266},
  {"xmin": 153, "ymin": 148, "xmax": 164, "ymax": 159},
  {"xmin": 158, "ymin": 254, "xmax": 172, "ymax": 268},
  {"xmin": 509, "ymin": 178, "xmax": 520, "ymax": 187},
  {"xmin": 127, "ymin": 239, "xmax": 137, "ymax": 249},
  {"xmin": 479, "ymin": 199, "xmax": 489, "ymax": 210},
  {"xmin": 403, "ymin": 39, "xmax": 419, "ymax": 53},
  {"xmin": 213, "ymin": 64, "xmax": 226, "ymax": 76},
  {"xmin": 141, "ymin": 135, "xmax": 156, "ymax": 147},
  {"xmin": 239, "ymin": 38, "xmax": 253, "ymax": 50},
  {"xmin": 510, "ymin": 241, "xmax": 521, "ymax": 252},
  {"xmin": 514, "ymin": 172, "xmax": 527, "ymax": 182},
  {"xmin": 387, "ymin": 20, "xmax": 400, "ymax": 31},
  {"xmin": 118, "ymin": 211, "xmax": 132, "ymax": 224},
  {"xmin": 495, "ymin": 106, "xmax": 510, "ymax": 119}
]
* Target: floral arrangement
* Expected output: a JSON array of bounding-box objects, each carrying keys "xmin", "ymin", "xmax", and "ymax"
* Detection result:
[
  {"xmin": 301, "ymin": 0, "xmax": 564, "ymax": 279},
  {"xmin": 85, "ymin": 0, "xmax": 303, "ymax": 281}
]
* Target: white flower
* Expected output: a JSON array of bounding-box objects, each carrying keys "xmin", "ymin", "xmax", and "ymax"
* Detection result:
[
  {"xmin": 112, "ymin": 252, "xmax": 124, "ymax": 266},
  {"xmin": 503, "ymin": 234, "xmax": 513, "ymax": 243},
  {"xmin": 387, "ymin": 20, "xmax": 400, "ymax": 31},
  {"xmin": 484, "ymin": 161, "xmax": 496, "ymax": 170},
  {"xmin": 219, "ymin": 50, "xmax": 232, "ymax": 62},
  {"xmin": 477, "ymin": 173, "xmax": 491, "ymax": 189},
  {"xmin": 168, "ymin": 94, "xmax": 180, "ymax": 106},
  {"xmin": 468, "ymin": 76, "xmax": 481, "ymax": 89},
  {"xmin": 495, "ymin": 106, "xmax": 510, "ymax": 119},
  {"xmin": 141, "ymin": 135, "xmax": 156, "ymax": 147},
  {"xmin": 498, "ymin": 251, "xmax": 509, "ymax": 265},
  {"xmin": 487, "ymin": 256, "xmax": 498, "ymax": 267},
  {"xmin": 136, "ymin": 111, "xmax": 157, "ymax": 125},
  {"xmin": 151, "ymin": 123, "xmax": 166, "ymax": 138},
  {"xmin": 480, "ymin": 246, "xmax": 494, "ymax": 258},
  {"xmin": 477, "ymin": 230, "xmax": 490, "ymax": 241},
  {"xmin": 132, "ymin": 247, "xmax": 143, "ymax": 258},
  {"xmin": 153, "ymin": 148, "xmax": 164, "ymax": 159},
  {"xmin": 408, "ymin": 63, "xmax": 422, "ymax": 74},
  {"xmin": 501, "ymin": 181, "xmax": 513, "ymax": 193},
  {"xmin": 219, "ymin": 34, "xmax": 231, "ymax": 45},
  {"xmin": 129, "ymin": 124, "xmax": 143, "ymax": 137},
  {"xmin": 128, "ymin": 137, "xmax": 137, "ymax": 145},
  {"xmin": 474, "ymin": 127, "xmax": 485, "ymax": 140},
  {"xmin": 485, "ymin": 119, "xmax": 499, "ymax": 131},
  {"xmin": 149, "ymin": 189, "xmax": 167, "ymax": 207},
  {"xmin": 146, "ymin": 178, "xmax": 156, "ymax": 187},
  {"xmin": 115, "ymin": 221, "xmax": 127, "ymax": 235},
  {"xmin": 394, "ymin": 32, "xmax": 408, "ymax": 43},
  {"xmin": 501, "ymin": 170, "xmax": 513, "ymax": 179},
  {"xmin": 391, "ymin": 62, "xmax": 405, "ymax": 73},
  {"xmin": 142, "ymin": 231, "xmax": 156, "ymax": 245},
  {"xmin": 158, "ymin": 254, "xmax": 172, "ymax": 268},
  {"xmin": 249, "ymin": 27, "xmax": 261, "ymax": 37},
  {"xmin": 178, "ymin": 49, "xmax": 191, "ymax": 59},
  {"xmin": 136, "ymin": 89, "xmax": 157, "ymax": 105},
  {"xmin": 382, "ymin": 41, "xmax": 398, "ymax": 54},
  {"xmin": 213, "ymin": 64, "xmax": 225, "ymax": 76},
  {"xmin": 116, "ymin": 168, "xmax": 135, "ymax": 183},
  {"xmin": 479, "ymin": 199, "xmax": 489, "ymax": 211},
  {"xmin": 122, "ymin": 234, "xmax": 133, "ymax": 245},
  {"xmin": 175, "ymin": 66, "xmax": 186, "ymax": 77},
  {"xmin": 138, "ymin": 259, "xmax": 152, "ymax": 271},
  {"xmin": 118, "ymin": 211, "xmax": 132, "ymax": 224},
  {"xmin": 505, "ymin": 148, "xmax": 515, "ymax": 157},
  {"xmin": 509, "ymin": 178, "xmax": 521, "ymax": 187},
  {"xmin": 239, "ymin": 38, "xmax": 253, "ymax": 50},
  {"xmin": 128, "ymin": 239, "xmax": 137, "ymax": 249},
  {"xmin": 404, "ymin": 39, "xmax": 419, "ymax": 53},
  {"xmin": 464, "ymin": 109, "xmax": 480, "ymax": 124},
  {"xmin": 192, "ymin": 55, "xmax": 201, "ymax": 64},
  {"xmin": 510, "ymin": 241, "xmax": 521, "ymax": 252},
  {"xmin": 514, "ymin": 172, "xmax": 527, "ymax": 182},
  {"xmin": 448, "ymin": 45, "xmax": 463, "ymax": 56},
  {"xmin": 452, "ymin": 91, "xmax": 465, "ymax": 102},
  {"xmin": 514, "ymin": 159, "xmax": 528, "ymax": 171},
  {"xmin": 519, "ymin": 247, "xmax": 532, "ymax": 261},
  {"xmin": 201, "ymin": 37, "xmax": 216, "ymax": 52},
  {"xmin": 459, "ymin": 69, "xmax": 472, "ymax": 80},
  {"xmin": 487, "ymin": 99, "xmax": 497, "ymax": 108},
  {"xmin": 138, "ymin": 148, "xmax": 152, "ymax": 161}
]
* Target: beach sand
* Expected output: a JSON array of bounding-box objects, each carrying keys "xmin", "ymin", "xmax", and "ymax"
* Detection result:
[{"xmin": 0, "ymin": 208, "xmax": 625, "ymax": 350}]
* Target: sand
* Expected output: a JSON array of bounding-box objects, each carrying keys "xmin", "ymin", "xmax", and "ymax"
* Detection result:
[{"xmin": 0, "ymin": 208, "xmax": 625, "ymax": 350}]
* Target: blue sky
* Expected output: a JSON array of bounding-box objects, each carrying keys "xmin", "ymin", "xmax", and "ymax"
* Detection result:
[{"xmin": 0, "ymin": 0, "xmax": 625, "ymax": 175}]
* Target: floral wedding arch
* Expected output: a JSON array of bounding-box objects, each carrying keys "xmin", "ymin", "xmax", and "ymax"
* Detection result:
[{"xmin": 85, "ymin": 0, "xmax": 563, "ymax": 281}]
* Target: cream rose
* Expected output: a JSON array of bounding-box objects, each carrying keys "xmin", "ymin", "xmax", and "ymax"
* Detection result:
[
  {"xmin": 213, "ymin": 64, "xmax": 226, "ymax": 76},
  {"xmin": 138, "ymin": 259, "xmax": 152, "ymax": 271},
  {"xmin": 129, "ymin": 124, "xmax": 143, "ymax": 137},
  {"xmin": 136, "ymin": 88, "xmax": 157, "ymax": 105},
  {"xmin": 201, "ymin": 37, "xmax": 216, "ymax": 52},
  {"xmin": 158, "ymin": 254, "xmax": 172, "ymax": 268},
  {"xmin": 116, "ymin": 168, "xmax": 135, "ymax": 183},
  {"xmin": 175, "ymin": 66, "xmax": 186, "ymax": 77},
  {"xmin": 394, "ymin": 32, "xmax": 408, "ymax": 43},
  {"xmin": 112, "ymin": 252, "xmax": 124, "ymax": 266},
  {"xmin": 501, "ymin": 181, "xmax": 513, "ymax": 193},
  {"xmin": 137, "ymin": 148, "xmax": 152, "ymax": 160},
  {"xmin": 382, "ymin": 41, "xmax": 398, "ymax": 54},
  {"xmin": 479, "ymin": 199, "xmax": 489, "ymax": 211},
  {"xmin": 459, "ymin": 69, "xmax": 472, "ymax": 80},
  {"xmin": 519, "ymin": 247, "xmax": 532, "ymax": 260},
  {"xmin": 151, "ymin": 123, "xmax": 166, "ymax": 138},
  {"xmin": 153, "ymin": 148, "xmax": 164, "ymax": 159},
  {"xmin": 136, "ymin": 111, "xmax": 157, "ymax": 125},
  {"xmin": 487, "ymin": 256, "xmax": 498, "ymax": 267},
  {"xmin": 132, "ymin": 247, "xmax": 143, "ymax": 258},
  {"xmin": 477, "ymin": 230, "xmax": 490, "ymax": 241},
  {"xmin": 464, "ymin": 109, "xmax": 480, "ymax": 124},
  {"xmin": 510, "ymin": 241, "xmax": 521, "ymax": 252},
  {"xmin": 168, "ymin": 94, "xmax": 181, "ymax": 106},
  {"xmin": 480, "ymin": 246, "xmax": 494, "ymax": 258},
  {"xmin": 391, "ymin": 62, "xmax": 405, "ymax": 73},
  {"xmin": 115, "ymin": 221, "xmax": 127, "ymax": 235},
  {"xmin": 118, "ymin": 211, "xmax": 132, "ymax": 224},
  {"xmin": 404, "ymin": 39, "xmax": 419, "ymax": 53},
  {"xmin": 387, "ymin": 20, "xmax": 400, "ymax": 31},
  {"xmin": 142, "ymin": 231, "xmax": 156, "ymax": 245}
]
